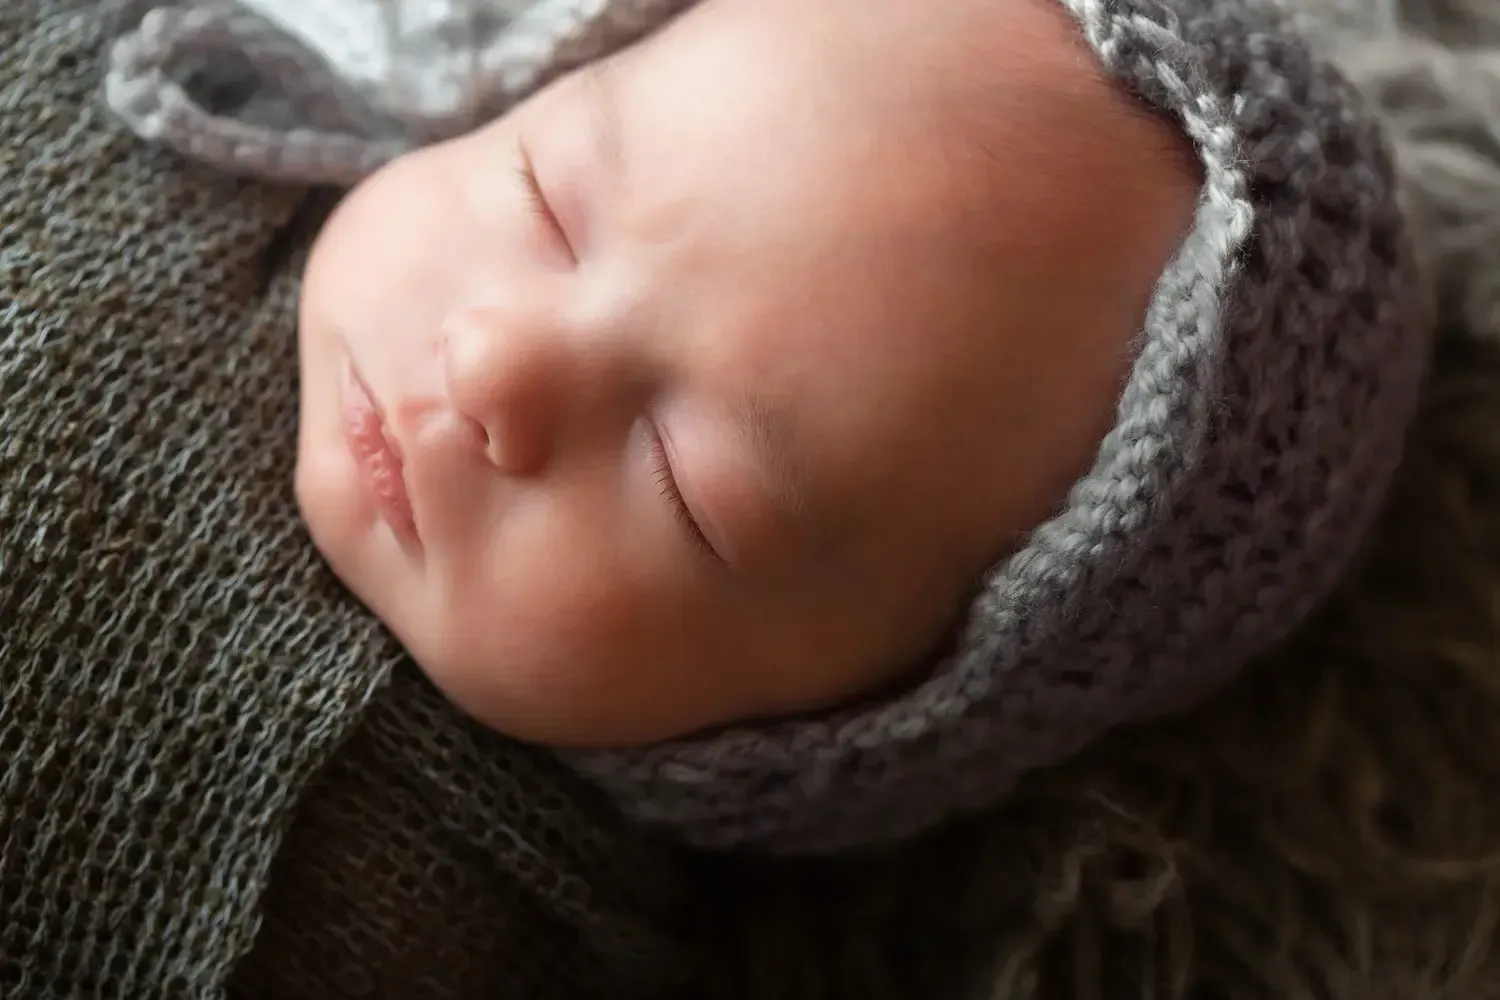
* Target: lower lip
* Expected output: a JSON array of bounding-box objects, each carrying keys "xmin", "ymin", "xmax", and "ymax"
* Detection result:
[{"xmin": 341, "ymin": 363, "xmax": 419, "ymax": 545}]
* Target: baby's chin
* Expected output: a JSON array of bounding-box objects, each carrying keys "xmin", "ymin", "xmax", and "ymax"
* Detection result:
[
  {"xmin": 402, "ymin": 647, "xmax": 724, "ymax": 750},
  {"xmin": 332, "ymin": 592, "xmax": 692, "ymax": 747}
]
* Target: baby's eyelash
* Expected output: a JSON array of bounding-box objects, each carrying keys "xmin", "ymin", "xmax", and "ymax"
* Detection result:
[
  {"xmin": 513, "ymin": 147, "xmax": 549, "ymax": 220},
  {"xmin": 512, "ymin": 143, "xmax": 573, "ymax": 257},
  {"xmin": 647, "ymin": 426, "xmax": 720, "ymax": 562}
]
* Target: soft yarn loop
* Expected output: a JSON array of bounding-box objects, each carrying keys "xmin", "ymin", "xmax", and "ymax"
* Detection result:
[{"xmin": 104, "ymin": 0, "xmax": 695, "ymax": 183}]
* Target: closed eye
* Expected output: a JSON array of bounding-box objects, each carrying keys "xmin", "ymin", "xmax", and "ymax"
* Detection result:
[
  {"xmin": 646, "ymin": 423, "xmax": 724, "ymax": 565},
  {"xmin": 513, "ymin": 142, "xmax": 576, "ymax": 262}
]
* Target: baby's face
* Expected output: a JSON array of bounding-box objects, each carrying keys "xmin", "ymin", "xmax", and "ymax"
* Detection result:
[{"xmin": 296, "ymin": 0, "xmax": 1196, "ymax": 746}]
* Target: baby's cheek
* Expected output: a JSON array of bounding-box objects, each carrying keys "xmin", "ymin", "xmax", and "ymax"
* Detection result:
[
  {"xmin": 293, "ymin": 419, "xmax": 383, "ymax": 595},
  {"xmin": 407, "ymin": 519, "xmax": 677, "ymax": 745}
]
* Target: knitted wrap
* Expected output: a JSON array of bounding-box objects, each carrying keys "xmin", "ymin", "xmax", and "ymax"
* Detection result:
[{"xmin": 103, "ymin": 0, "xmax": 1430, "ymax": 855}]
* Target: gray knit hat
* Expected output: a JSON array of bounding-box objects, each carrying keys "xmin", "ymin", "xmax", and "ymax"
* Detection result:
[{"xmin": 106, "ymin": 0, "xmax": 1430, "ymax": 854}]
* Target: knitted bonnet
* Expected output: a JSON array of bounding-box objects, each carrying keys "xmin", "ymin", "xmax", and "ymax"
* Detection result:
[{"xmin": 106, "ymin": 0, "xmax": 1430, "ymax": 854}]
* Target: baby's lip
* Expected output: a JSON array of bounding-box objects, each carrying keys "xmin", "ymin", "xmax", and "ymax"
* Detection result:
[{"xmin": 341, "ymin": 360, "xmax": 421, "ymax": 548}]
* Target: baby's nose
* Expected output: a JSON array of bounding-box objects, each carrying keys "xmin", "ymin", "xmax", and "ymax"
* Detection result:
[{"xmin": 440, "ymin": 304, "xmax": 568, "ymax": 476}]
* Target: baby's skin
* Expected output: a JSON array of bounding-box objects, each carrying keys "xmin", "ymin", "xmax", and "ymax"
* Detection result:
[{"xmin": 295, "ymin": 0, "xmax": 1199, "ymax": 747}]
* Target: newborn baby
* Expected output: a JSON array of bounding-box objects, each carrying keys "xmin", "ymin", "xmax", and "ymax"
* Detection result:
[
  {"xmin": 108, "ymin": 0, "xmax": 1428, "ymax": 851},
  {"xmin": 295, "ymin": 0, "xmax": 1199, "ymax": 747}
]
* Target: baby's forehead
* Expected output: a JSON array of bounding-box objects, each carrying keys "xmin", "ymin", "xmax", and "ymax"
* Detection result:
[
  {"xmin": 802, "ymin": 0, "xmax": 1135, "ymax": 128},
  {"xmin": 742, "ymin": 2, "xmax": 1181, "ymax": 218},
  {"xmin": 624, "ymin": 0, "xmax": 1133, "ymax": 141}
]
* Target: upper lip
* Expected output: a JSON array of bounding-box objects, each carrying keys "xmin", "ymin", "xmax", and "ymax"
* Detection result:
[
  {"xmin": 348, "ymin": 363, "xmax": 388, "ymax": 442},
  {"xmin": 349, "ymin": 360, "xmax": 384, "ymax": 421},
  {"xmin": 346, "ymin": 361, "xmax": 420, "ymax": 541},
  {"xmin": 359, "ymin": 369, "xmax": 403, "ymax": 459}
]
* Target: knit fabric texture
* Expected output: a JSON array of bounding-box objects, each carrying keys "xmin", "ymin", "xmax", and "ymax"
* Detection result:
[
  {"xmin": 104, "ymin": 0, "xmax": 695, "ymax": 184},
  {"xmin": 102, "ymin": 0, "xmax": 1432, "ymax": 855},
  {"xmin": 1, "ymin": 2, "xmax": 695, "ymax": 996}
]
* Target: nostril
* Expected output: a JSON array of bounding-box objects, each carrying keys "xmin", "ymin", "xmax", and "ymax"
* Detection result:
[
  {"xmin": 463, "ymin": 413, "xmax": 494, "ymax": 459},
  {"xmin": 439, "ymin": 303, "xmax": 563, "ymax": 476}
]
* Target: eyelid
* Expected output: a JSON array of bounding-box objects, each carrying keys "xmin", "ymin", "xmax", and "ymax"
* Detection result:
[
  {"xmin": 514, "ymin": 141, "xmax": 576, "ymax": 263},
  {"xmin": 647, "ymin": 421, "xmax": 726, "ymax": 566}
]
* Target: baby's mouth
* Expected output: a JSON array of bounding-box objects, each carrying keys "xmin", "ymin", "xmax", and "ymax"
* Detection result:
[{"xmin": 341, "ymin": 360, "xmax": 420, "ymax": 547}]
